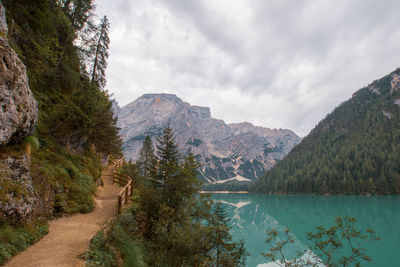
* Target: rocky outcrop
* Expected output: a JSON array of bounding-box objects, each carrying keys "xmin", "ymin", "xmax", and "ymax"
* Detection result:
[
  {"xmin": 0, "ymin": 3, "xmax": 38, "ymax": 145},
  {"xmin": 391, "ymin": 73, "xmax": 400, "ymax": 94},
  {"xmin": 0, "ymin": 2, "xmax": 39, "ymax": 223},
  {"xmin": 368, "ymin": 85, "xmax": 380, "ymax": 95},
  {"xmin": 117, "ymin": 94, "xmax": 301, "ymax": 184},
  {"xmin": 0, "ymin": 151, "xmax": 36, "ymax": 223},
  {"xmin": 0, "ymin": 2, "xmax": 7, "ymax": 34}
]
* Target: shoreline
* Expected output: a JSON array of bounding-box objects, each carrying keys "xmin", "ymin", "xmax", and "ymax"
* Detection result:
[{"xmin": 199, "ymin": 191, "xmax": 249, "ymax": 194}]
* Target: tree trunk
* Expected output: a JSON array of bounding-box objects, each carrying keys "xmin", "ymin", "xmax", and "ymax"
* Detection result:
[{"xmin": 91, "ymin": 24, "xmax": 104, "ymax": 83}]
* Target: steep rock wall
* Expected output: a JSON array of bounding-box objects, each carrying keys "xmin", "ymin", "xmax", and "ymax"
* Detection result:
[
  {"xmin": 0, "ymin": 2, "xmax": 39, "ymax": 223},
  {"xmin": 0, "ymin": 3, "xmax": 38, "ymax": 145}
]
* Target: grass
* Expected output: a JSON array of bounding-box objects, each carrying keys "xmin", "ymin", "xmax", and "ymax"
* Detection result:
[
  {"xmin": 0, "ymin": 137, "xmax": 106, "ymax": 264},
  {"xmin": 0, "ymin": 221, "xmax": 48, "ymax": 265},
  {"xmin": 30, "ymin": 140, "xmax": 101, "ymax": 215},
  {"xmin": 84, "ymin": 207, "xmax": 146, "ymax": 267}
]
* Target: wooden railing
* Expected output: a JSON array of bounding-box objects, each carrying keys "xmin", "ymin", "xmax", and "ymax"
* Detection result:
[
  {"xmin": 113, "ymin": 156, "xmax": 124, "ymax": 170},
  {"xmin": 112, "ymin": 156, "xmax": 134, "ymax": 213}
]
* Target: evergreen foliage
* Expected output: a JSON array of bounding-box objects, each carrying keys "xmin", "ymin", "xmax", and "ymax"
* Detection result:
[
  {"xmin": 3, "ymin": 0, "xmax": 121, "ymax": 154},
  {"xmin": 0, "ymin": 0, "xmax": 121, "ymax": 260},
  {"xmin": 255, "ymin": 69, "xmax": 400, "ymax": 194},
  {"xmin": 0, "ymin": 221, "xmax": 48, "ymax": 265},
  {"xmin": 87, "ymin": 127, "xmax": 248, "ymax": 266},
  {"xmin": 262, "ymin": 216, "xmax": 379, "ymax": 266},
  {"xmin": 209, "ymin": 203, "xmax": 248, "ymax": 267},
  {"xmin": 84, "ymin": 210, "xmax": 146, "ymax": 267},
  {"xmin": 137, "ymin": 135, "xmax": 157, "ymax": 180},
  {"xmin": 89, "ymin": 15, "xmax": 110, "ymax": 90}
]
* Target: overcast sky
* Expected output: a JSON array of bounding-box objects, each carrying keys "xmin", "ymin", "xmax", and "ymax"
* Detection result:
[{"xmin": 95, "ymin": 0, "xmax": 400, "ymax": 136}]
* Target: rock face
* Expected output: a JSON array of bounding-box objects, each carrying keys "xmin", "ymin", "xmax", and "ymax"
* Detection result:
[
  {"xmin": 391, "ymin": 73, "xmax": 400, "ymax": 94},
  {"xmin": 117, "ymin": 94, "xmax": 301, "ymax": 184},
  {"xmin": 0, "ymin": 2, "xmax": 39, "ymax": 223},
  {"xmin": 0, "ymin": 2, "xmax": 7, "ymax": 34},
  {"xmin": 0, "ymin": 2, "xmax": 38, "ymax": 145},
  {"xmin": 111, "ymin": 99, "xmax": 121, "ymax": 118},
  {"xmin": 0, "ymin": 151, "xmax": 36, "ymax": 223}
]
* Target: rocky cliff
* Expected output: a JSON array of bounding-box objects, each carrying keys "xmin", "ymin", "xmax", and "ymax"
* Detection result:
[
  {"xmin": 0, "ymin": 5, "xmax": 38, "ymax": 145},
  {"xmin": 0, "ymin": 2, "xmax": 39, "ymax": 222},
  {"xmin": 117, "ymin": 94, "xmax": 301, "ymax": 184}
]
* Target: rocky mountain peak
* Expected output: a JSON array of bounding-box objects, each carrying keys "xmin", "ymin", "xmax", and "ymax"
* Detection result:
[
  {"xmin": 117, "ymin": 94, "xmax": 301, "ymax": 185},
  {"xmin": 191, "ymin": 105, "xmax": 211, "ymax": 119}
]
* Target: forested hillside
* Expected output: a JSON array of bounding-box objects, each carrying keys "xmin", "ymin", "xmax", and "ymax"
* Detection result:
[
  {"xmin": 255, "ymin": 69, "xmax": 400, "ymax": 194},
  {"xmin": 0, "ymin": 0, "xmax": 121, "ymax": 263}
]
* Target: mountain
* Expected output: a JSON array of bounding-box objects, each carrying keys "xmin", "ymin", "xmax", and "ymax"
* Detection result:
[
  {"xmin": 111, "ymin": 99, "xmax": 121, "ymax": 117},
  {"xmin": 117, "ymin": 94, "xmax": 301, "ymax": 185},
  {"xmin": 255, "ymin": 68, "xmax": 400, "ymax": 194}
]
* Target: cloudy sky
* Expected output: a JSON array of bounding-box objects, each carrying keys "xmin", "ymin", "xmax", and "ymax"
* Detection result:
[{"xmin": 95, "ymin": 0, "xmax": 400, "ymax": 136}]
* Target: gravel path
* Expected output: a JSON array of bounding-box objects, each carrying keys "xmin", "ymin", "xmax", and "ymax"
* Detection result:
[{"xmin": 5, "ymin": 165, "xmax": 121, "ymax": 267}]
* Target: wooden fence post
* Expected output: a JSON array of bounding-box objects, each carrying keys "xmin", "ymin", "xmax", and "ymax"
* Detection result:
[
  {"xmin": 125, "ymin": 187, "xmax": 129, "ymax": 204},
  {"xmin": 118, "ymin": 195, "xmax": 122, "ymax": 214}
]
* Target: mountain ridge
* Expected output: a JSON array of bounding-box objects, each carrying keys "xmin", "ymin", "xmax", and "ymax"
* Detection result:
[{"xmin": 116, "ymin": 93, "xmax": 301, "ymax": 184}]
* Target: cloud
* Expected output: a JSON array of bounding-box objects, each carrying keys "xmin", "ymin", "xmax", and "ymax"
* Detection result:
[{"xmin": 95, "ymin": 0, "xmax": 400, "ymax": 136}]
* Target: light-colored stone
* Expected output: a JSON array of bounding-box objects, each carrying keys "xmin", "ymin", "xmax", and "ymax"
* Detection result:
[
  {"xmin": 382, "ymin": 110, "xmax": 392, "ymax": 119},
  {"xmin": 368, "ymin": 85, "xmax": 380, "ymax": 95},
  {"xmin": 0, "ymin": 1, "xmax": 7, "ymax": 34},
  {"xmin": 117, "ymin": 94, "xmax": 301, "ymax": 183},
  {"xmin": 111, "ymin": 98, "xmax": 120, "ymax": 118},
  {"xmin": 0, "ymin": 21, "xmax": 38, "ymax": 145},
  {"xmin": 390, "ymin": 73, "xmax": 400, "ymax": 94},
  {"xmin": 0, "ymin": 2, "xmax": 39, "ymax": 223},
  {"xmin": 0, "ymin": 152, "xmax": 36, "ymax": 223}
]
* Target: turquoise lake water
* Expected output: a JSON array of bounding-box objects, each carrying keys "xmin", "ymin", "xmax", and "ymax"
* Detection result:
[{"xmin": 210, "ymin": 194, "xmax": 400, "ymax": 267}]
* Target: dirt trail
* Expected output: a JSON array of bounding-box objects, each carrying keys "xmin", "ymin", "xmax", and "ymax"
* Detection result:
[{"xmin": 5, "ymin": 165, "xmax": 121, "ymax": 267}]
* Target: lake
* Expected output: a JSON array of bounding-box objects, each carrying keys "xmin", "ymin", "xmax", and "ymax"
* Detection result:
[{"xmin": 209, "ymin": 193, "xmax": 400, "ymax": 267}]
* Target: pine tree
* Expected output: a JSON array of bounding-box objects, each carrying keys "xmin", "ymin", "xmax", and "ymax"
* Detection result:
[
  {"xmin": 56, "ymin": 0, "xmax": 95, "ymax": 70},
  {"xmin": 137, "ymin": 135, "xmax": 157, "ymax": 179},
  {"xmin": 180, "ymin": 149, "xmax": 201, "ymax": 197},
  {"xmin": 90, "ymin": 15, "xmax": 110, "ymax": 89},
  {"xmin": 156, "ymin": 125, "xmax": 181, "ymax": 200},
  {"xmin": 210, "ymin": 202, "xmax": 248, "ymax": 267},
  {"xmin": 61, "ymin": 0, "xmax": 95, "ymax": 31}
]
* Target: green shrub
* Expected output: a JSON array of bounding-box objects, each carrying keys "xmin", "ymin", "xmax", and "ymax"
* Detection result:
[
  {"xmin": 30, "ymin": 143, "xmax": 101, "ymax": 216},
  {"xmin": 84, "ymin": 209, "xmax": 146, "ymax": 267},
  {"xmin": 0, "ymin": 222, "xmax": 48, "ymax": 265},
  {"xmin": 84, "ymin": 231, "xmax": 116, "ymax": 267}
]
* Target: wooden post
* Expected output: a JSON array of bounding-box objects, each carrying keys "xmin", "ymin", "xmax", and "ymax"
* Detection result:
[
  {"xmin": 118, "ymin": 195, "xmax": 122, "ymax": 214},
  {"xmin": 130, "ymin": 180, "xmax": 134, "ymax": 196},
  {"xmin": 125, "ymin": 187, "xmax": 129, "ymax": 204}
]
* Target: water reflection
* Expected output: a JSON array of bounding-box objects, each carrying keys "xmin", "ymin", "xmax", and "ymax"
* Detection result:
[{"xmin": 211, "ymin": 194, "xmax": 400, "ymax": 267}]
